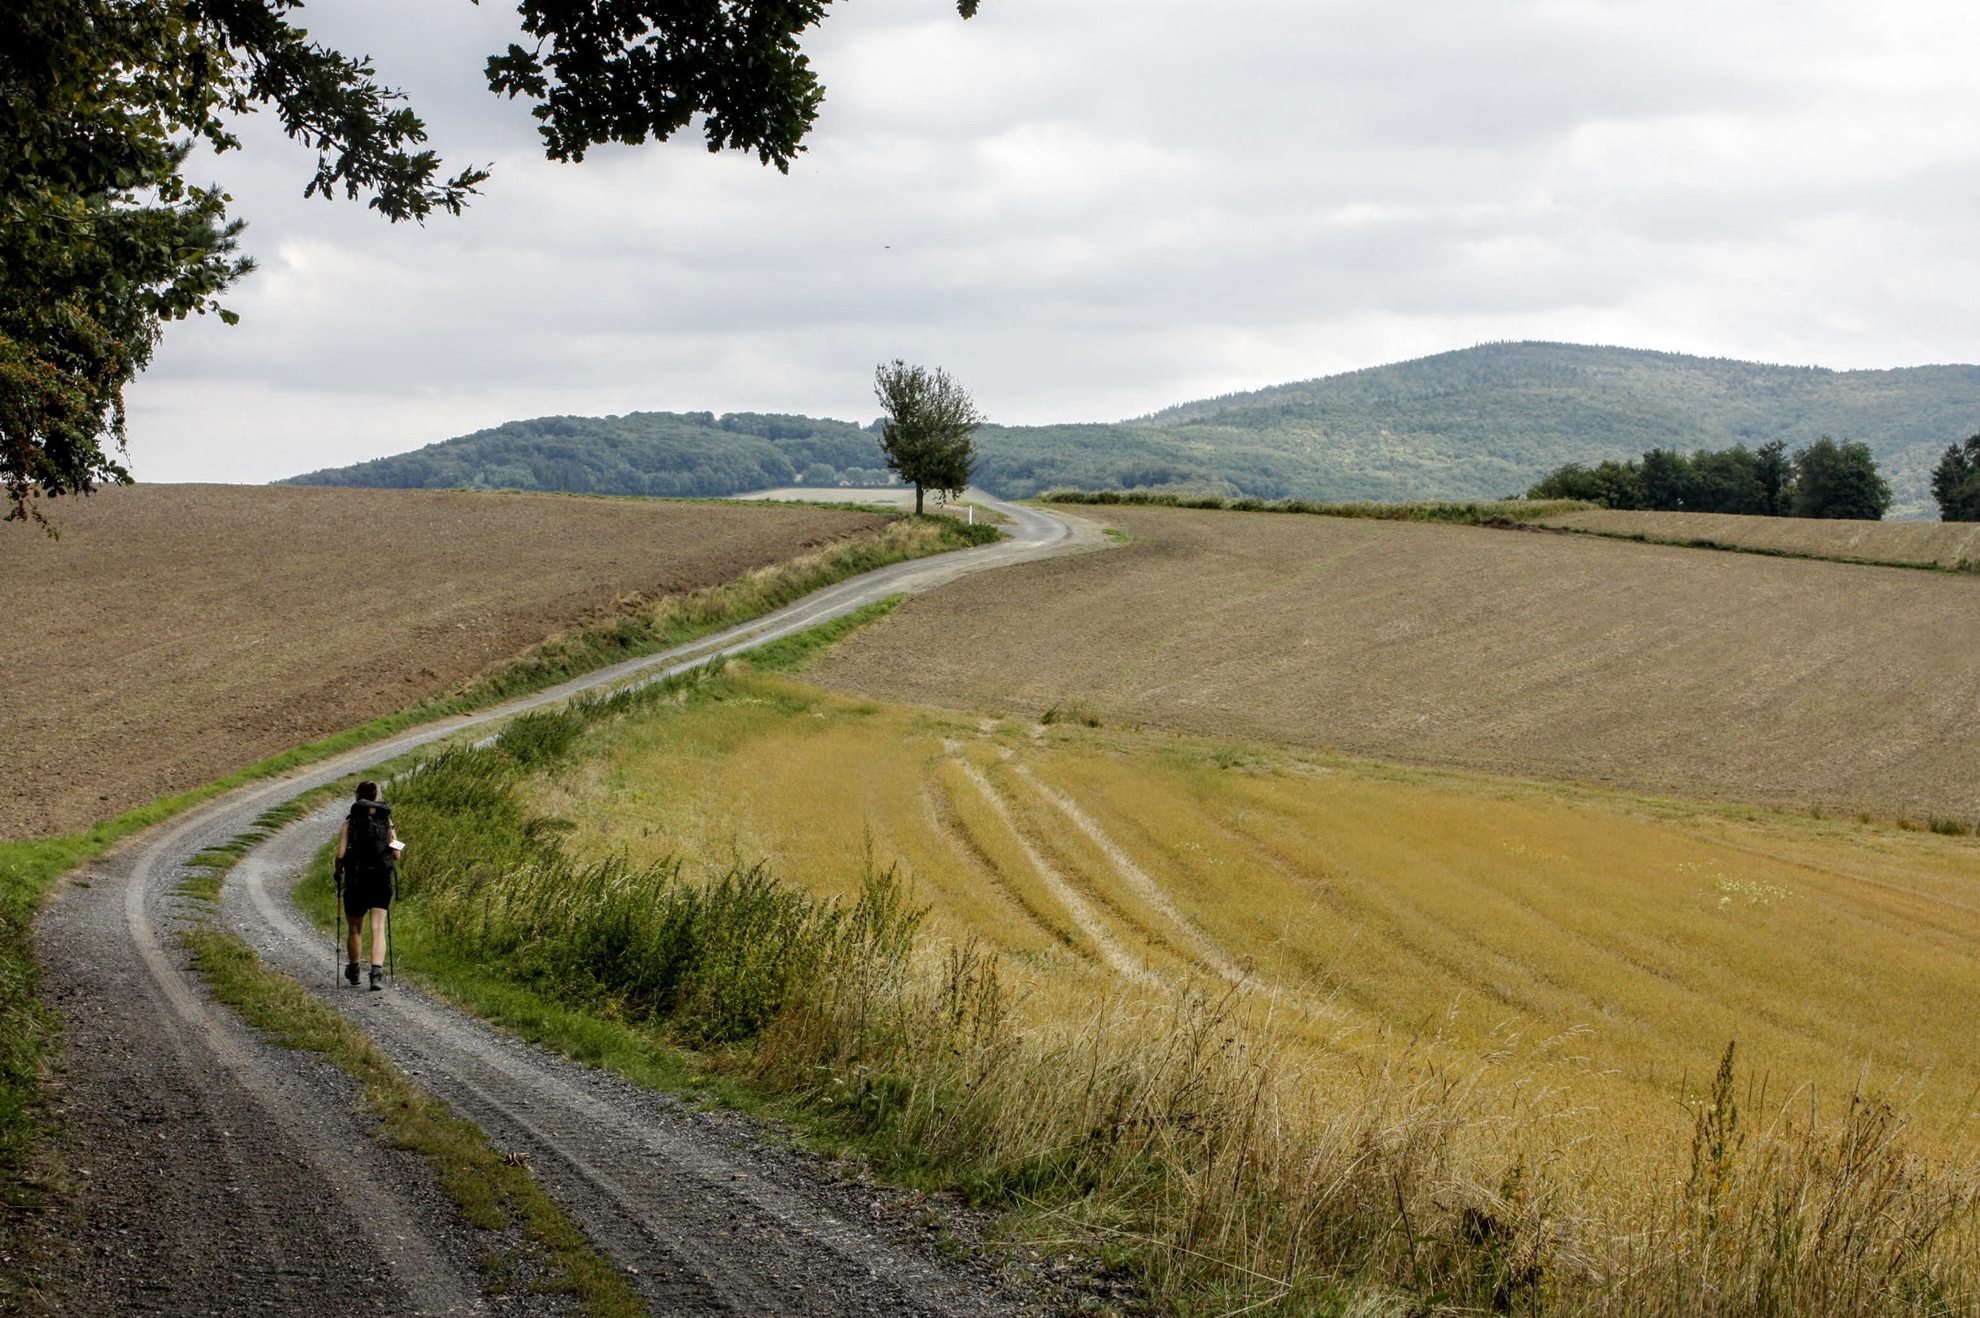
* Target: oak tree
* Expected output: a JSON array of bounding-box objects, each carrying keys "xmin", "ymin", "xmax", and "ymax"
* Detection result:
[{"xmin": 873, "ymin": 360, "xmax": 983, "ymax": 516}]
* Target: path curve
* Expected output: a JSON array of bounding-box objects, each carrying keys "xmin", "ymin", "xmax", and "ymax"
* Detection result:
[{"xmin": 32, "ymin": 499, "xmax": 1094, "ymax": 1314}]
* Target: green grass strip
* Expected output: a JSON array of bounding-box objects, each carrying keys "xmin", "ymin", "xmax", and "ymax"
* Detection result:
[
  {"xmin": 180, "ymin": 926, "xmax": 642, "ymax": 1315},
  {"xmin": 1536, "ymin": 523, "xmax": 1979, "ymax": 575},
  {"xmin": 1039, "ymin": 488, "xmax": 1589, "ymax": 523},
  {"xmin": 1043, "ymin": 489, "xmax": 1980, "ymax": 576},
  {"xmin": 742, "ymin": 597, "xmax": 905, "ymax": 673}
]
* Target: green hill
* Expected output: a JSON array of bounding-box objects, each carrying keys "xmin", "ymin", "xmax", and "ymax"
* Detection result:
[{"xmin": 283, "ymin": 343, "xmax": 1979, "ymax": 518}]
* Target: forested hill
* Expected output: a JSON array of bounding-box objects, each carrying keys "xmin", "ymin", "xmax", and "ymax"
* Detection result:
[
  {"xmin": 282, "ymin": 343, "xmax": 1980, "ymax": 517},
  {"xmin": 281, "ymin": 411, "xmax": 901, "ymax": 501}
]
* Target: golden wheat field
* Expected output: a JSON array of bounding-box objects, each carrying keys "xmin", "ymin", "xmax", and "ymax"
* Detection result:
[{"xmin": 538, "ymin": 673, "xmax": 1980, "ymax": 1164}]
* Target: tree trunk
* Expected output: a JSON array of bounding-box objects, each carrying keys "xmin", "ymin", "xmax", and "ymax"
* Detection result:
[{"xmin": 913, "ymin": 482, "xmax": 925, "ymax": 516}]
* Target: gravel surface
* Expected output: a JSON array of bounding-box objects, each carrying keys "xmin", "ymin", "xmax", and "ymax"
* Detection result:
[
  {"xmin": 33, "ymin": 792, "xmax": 519, "ymax": 1316},
  {"xmin": 23, "ymin": 500, "xmax": 1100, "ymax": 1315}
]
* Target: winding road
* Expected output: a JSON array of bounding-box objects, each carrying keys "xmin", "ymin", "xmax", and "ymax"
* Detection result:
[{"xmin": 31, "ymin": 500, "xmax": 1094, "ymax": 1315}]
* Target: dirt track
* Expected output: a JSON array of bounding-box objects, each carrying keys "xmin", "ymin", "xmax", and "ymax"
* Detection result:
[
  {"xmin": 810, "ymin": 505, "xmax": 1980, "ymax": 823},
  {"xmin": 0, "ymin": 485, "xmax": 886, "ymax": 838},
  {"xmin": 24, "ymin": 497, "xmax": 1086, "ymax": 1314}
]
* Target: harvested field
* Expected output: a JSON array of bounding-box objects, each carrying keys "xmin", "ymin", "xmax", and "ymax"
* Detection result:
[
  {"xmin": 0, "ymin": 484, "xmax": 887, "ymax": 838},
  {"xmin": 538, "ymin": 671, "xmax": 1980, "ymax": 1147},
  {"xmin": 810, "ymin": 504, "xmax": 1980, "ymax": 824},
  {"xmin": 1538, "ymin": 506, "xmax": 1980, "ymax": 569}
]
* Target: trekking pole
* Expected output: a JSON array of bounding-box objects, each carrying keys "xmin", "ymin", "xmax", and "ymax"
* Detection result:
[
  {"xmin": 387, "ymin": 866, "xmax": 396, "ymax": 986},
  {"xmin": 333, "ymin": 865, "xmax": 343, "ymax": 985}
]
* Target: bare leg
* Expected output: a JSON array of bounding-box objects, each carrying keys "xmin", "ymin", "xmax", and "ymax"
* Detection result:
[
  {"xmin": 346, "ymin": 914, "xmax": 363, "ymax": 963},
  {"xmin": 369, "ymin": 906, "xmax": 388, "ymax": 966}
]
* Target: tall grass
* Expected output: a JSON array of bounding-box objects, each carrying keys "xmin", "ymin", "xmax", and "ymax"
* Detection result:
[
  {"xmin": 387, "ymin": 677, "xmax": 1980, "ymax": 1315},
  {"xmin": 753, "ymin": 964, "xmax": 1980, "ymax": 1313},
  {"xmin": 390, "ymin": 706, "xmax": 924, "ymax": 1050}
]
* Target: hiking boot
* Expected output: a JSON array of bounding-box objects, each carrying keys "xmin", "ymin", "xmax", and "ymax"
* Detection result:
[
  {"xmin": 368, "ymin": 964, "xmax": 384, "ymax": 992},
  {"xmin": 344, "ymin": 961, "xmax": 361, "ymax": 987}
]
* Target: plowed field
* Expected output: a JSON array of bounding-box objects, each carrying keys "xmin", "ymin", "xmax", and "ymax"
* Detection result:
[
  {"xmin": 810, "ymin": 504, "xmax": 1980, "ymax": 824},
  {"xmin": 1537, "ymin": 507, "xmax": 1980, "ymax": 568},
  {"xmin": 0, "ymin": 484, "xmax": 887, "ymax": 838}
]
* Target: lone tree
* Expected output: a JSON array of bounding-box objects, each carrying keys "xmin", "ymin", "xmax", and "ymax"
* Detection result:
[
  {"xmin": 1788, "ymin": 436, "xmax": 1892, "ymax": 520},
  {"xmin": 2, "ymin": 0, "xmax": 983, "ymax": 526},
  {"xmin": 873, "ymin": 360, "xmax": 984, "ymax": 516},
  {"xmin": 1931, "ymin": 431, "xmax": 1980, "ymax": 521}
]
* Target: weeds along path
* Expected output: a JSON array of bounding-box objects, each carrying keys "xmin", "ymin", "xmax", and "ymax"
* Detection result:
[
  {"xmin": 234, "ymin": 811, "xmax": 1019, "ymax": 1316},
  {"xmin": 31, "ymin": 499, "xmax": 1090, "ymax": 1313}
]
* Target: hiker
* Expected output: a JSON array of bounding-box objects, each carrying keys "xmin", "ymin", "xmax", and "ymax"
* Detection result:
[{"xmin": 334, "ymin": 781, "xmax": 401, "ymax": 991}]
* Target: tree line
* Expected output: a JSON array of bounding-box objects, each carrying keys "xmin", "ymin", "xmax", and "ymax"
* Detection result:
[{"xmin": 1527, "ymin": 437, "xmax": 1900, "ymax": 520}]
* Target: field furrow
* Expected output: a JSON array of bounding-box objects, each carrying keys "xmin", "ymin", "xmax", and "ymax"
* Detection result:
[
  {"xmin": 1011, "ymin": 760, "xmax": 1246, "ymax": 983},
  {"xmin": 943, "ymin": 746, "xmax": 1145, "ymax": 978}
]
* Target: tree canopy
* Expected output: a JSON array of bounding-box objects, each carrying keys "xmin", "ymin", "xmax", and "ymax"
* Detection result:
[
  {"xmin": 1930, "ymin": 432, "xmax": 1980, "ymax": 522},
  {"xmin": 2, "ymin": 0, "xmax": 981, "ymax": 525},
  {"xmin": 873, "ymin": 360, "xmax": 983, "ymax": 516},
  {"xmin": 1527, "ymin": 436, "xmax": 1891, "ymax": 521},
  {"xmin": 1789, "ymin": 437, "xmax": 1891, "ymax": 520},
  {"xmin": 494, "ymin": 0, "xmax": 980, "ymax": 168}
]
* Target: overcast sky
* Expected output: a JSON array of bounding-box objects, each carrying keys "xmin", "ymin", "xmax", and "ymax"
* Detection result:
[{"xmin": 127, "ymin": 0, "xmax": 1980, "ymax": 484}]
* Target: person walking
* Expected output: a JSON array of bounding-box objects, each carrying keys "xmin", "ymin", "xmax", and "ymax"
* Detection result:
[{"xmin": 334, "ymin": 781, "xmax": 401, "ymax": 991}]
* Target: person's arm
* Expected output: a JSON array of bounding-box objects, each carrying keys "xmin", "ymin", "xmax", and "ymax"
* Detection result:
[
  {"xmin": 388, "ymin": 822, "xmax": 404, "ymax": 855},
  {"xmin": 335, "ymin": 821, "xmax": 348, "ymax": 869}
]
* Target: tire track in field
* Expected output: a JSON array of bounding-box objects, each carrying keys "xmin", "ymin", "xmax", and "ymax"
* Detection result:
[
  {"xmin": 1006, "ymin": 760, "xmax": 1366, "ymax": 1027},
  {"xmin": 943, "ymin": 744, "xmax": 1145, "ymax": 979},
  {"xmin": 915, "ymin": 782, "xmax": 1070, "ymax": 953},
  {"xmin": 1005, "ymin": 762, "xmax": 1247, "ymax": 984}
]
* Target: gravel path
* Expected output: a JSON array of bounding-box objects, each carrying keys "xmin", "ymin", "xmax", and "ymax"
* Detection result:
[
  {"xmin": 27, "ymin": 501, "xmax": 1096, "ymax": 1314},
  {"xmin": 233, "ymin": 811, "xmax": 1024, "ymax": 1316}
]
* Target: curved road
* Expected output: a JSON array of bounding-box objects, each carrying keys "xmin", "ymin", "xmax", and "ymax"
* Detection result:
[{"xmin": 32, "ymin": 500, "xmax": 1094, "ymax": 1315}]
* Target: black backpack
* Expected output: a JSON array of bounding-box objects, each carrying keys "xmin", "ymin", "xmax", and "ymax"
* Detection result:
[{"xmin": 346, "ymin": 801, "xmax": 395, "ymax": 876}]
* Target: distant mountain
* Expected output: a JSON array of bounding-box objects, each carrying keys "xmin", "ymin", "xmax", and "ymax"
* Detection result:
[{"xmin": 283, "ymin": 343, "xmax": 1980, "ymax": 518}]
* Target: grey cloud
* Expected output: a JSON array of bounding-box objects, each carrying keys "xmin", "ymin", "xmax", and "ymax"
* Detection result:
[{"xmin": 125, "ymin": 0, "xmax": 1980, "ymax": 482}]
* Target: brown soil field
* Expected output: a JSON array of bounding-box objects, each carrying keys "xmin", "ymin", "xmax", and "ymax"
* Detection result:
[
  {"xmin": 1538, "ymin": 507, "xmax": 1980, "ymax": 568},
  {"xmin": 1, "ymin": 484, "xmax": 887, "ymax": 839},
  {"xmin": 810, "ymin": 504, "xmax": 1980, "ymax": 823}
]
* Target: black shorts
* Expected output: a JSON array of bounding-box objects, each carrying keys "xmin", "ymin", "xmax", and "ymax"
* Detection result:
[{"xmin": 342, "ymin": 869, "xmax": 394, "ymax": 919}]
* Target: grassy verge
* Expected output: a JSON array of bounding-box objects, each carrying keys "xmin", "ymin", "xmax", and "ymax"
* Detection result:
[
  {"xmin": 1538, "ymin": 523, "xmax": 1980, "ymax": 575},
  {"xmin": 0, "ymin": 513, "xmax": 993, "ymax": 1222},
  {"xmin": 1041, "ymin": 488, "xmax": 1980, "ymax": 577},
  {"xmin": 1039, "ymin": 488, "xmax": 1592, "ymax": 523}
]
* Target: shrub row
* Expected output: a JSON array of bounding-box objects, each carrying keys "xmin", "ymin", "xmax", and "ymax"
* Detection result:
[{"xmin": 1040, "ymin": 488, "xmax": 1589, "ymax": 523}]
